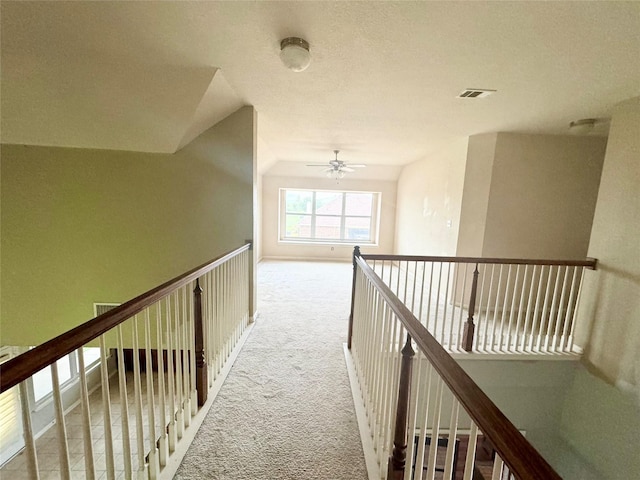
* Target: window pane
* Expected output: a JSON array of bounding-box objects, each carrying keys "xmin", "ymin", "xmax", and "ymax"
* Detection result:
[
  {"xmin": 345, "ymin": 193, "xmax": 373, "ymax": 216},
  {"xmin": 285, "ymin": 190, "xmax": 313, "ymax": 213},
  {"xmin": 315, "ymin": 192, "xmax": 343, "ymax": 215},
  {"xmin": 286, "ymin": 214, "xmax": 311, "ymax": 237},
  {"xmin": 345, "ymin": 216, "xmax": 371, "ymax": 240},
  {"xmin": 82, "ymin": 347, "xmax": 101, "ymax": 367},
  {"xmin": 32, "ymin": 365, "xmax": 53, "ymax": 402},
  {"xmin": 315, "ymin": 215, "xmax": 341, "ymax": 239},
  {"xmin": 57, "ymin": 355, "xmax": 73, "ymax": 384}
]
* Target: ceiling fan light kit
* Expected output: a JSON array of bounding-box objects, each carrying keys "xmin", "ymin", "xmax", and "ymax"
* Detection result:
[
  {"xmin": 306, "ymin": 150, "xmax": 366, "ymax": 179},
  {"xmin": 280, "ymin": 37, "xmax": 311, "ymax": 72}
]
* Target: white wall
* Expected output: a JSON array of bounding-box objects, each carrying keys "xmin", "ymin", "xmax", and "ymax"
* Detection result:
[
  {"xmin": 261, "ymin": 175, "xmax": 397, "ymax": 260},
  {"xmin": 395, "ymin": 138, "xmax": 468, "ymax": 255},
  {"xmin": 457, "ymin": 133, "xmax": 606, "ymax": 260},
  {"xmin": 575, "ymin": 98, "xmax": 640, "ymax": 392},
  {"xmin": 562, "ymin": 98, "xmax": 640, "ymax": 480},
  {"xmin": 484, "ymin": 133, "xmax": 607, "ymax": 259},
  {"xmin": 456, "ymin": 134, "xmax": 497, "ymax": 256}
]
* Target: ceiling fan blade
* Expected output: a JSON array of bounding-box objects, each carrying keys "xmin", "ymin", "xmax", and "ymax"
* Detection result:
[
  {"xmin": 341, "ymin": 167, "xmax": 355, "ymax": 172},
  {"xmin": 306, "ymin": 164, "xmax": 330, "ymax": 167},
  {"xmin": 347, "ymin": 164, "xmax": 367, "ymax": 168}
]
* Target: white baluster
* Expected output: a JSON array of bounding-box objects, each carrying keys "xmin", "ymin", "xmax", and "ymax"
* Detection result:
[
  {"xmin": 131, "ymin": 315, "xmax": 148, "ymax": 478},
  {"xmin": 441, "ymin": 262, "xmax": 452, "ymax": 348},
  {"xmin": 506, "ymin": 265, "xmax": 521, "ymax": 352},
  {"xmin": 404, "ymin": 349, "xmax": 423, "ymax": 480},
  {"xmin": 426, "ymin": 377, "xmax": 444, "ymax": 480},
  {"xmin": 174, "ymin": 291, "xmax": 185, "ymax": 439},
  {"xmin": 99, "ymin": 335, "xmax": 115, "ymax": 480},
  {"xmin": 116, "ymin": 325, "xmax": 133, "ymax": 479},
  {"xmin": 513, "ymin": 265, "xmax": 528, "ymax": 352},
  {"xmin": 189, "ymin": 284, "xmax": 197, "ymax": 417},
  {"xmin": 536, "ymin": 266, "xmax": 555, "ymax": 351},
  {"xmin": 414, "ymin": 362, "xmax": 433, "ymax": 475},
  {"xmin": 462, "ymin": 423, "xmax": 479, "ymax": 480},
  {"xmin": 498, "ymin": 265, "xmax": 513, "ymax": 351},
  {"xmin": 181, "ymin": 287, "xmax": 191, "ymax": 427},
  {"xmin": 565, "ymin": 266, "xmax": 586, "ymax": 351},
  {"xmin": 156, "ymin": 303, "xmax": 169, "ymax": 466},
  {"xmin": 443, "ymin": 399, "xmax": 460, "ymax": 480},
  {"xmin": 166, "ymin": 296, "xmax": 177, "ymax": 452},
  {"xmin": 562, "ymin": 267, "xmax": 581, "ymax": 352},
  {"xmin": 552, "ymin": 266, "xmax": 570, "ymax": 352},
  {"xmin": 144, "ymin": 309, "xmax": 160, "ymax": 479},
  {"xmin": 457, "ymin": 264, "xmax": 469, "ymax": 351},
  {"xmin": 475, "ymin": 265, "xmax": 488, "ymax": 351},
  {"xmin": 521, "ymin": 265, "xmax": 538, "ymax": 351},
  {"xmin": 492, "ymin": 453, "xmax": 505, "ymax": 480},
  {"xmin": 481, "ymin": 264, "xmax": 496, "ymax": 352},
  {"xmin": 51, "ymin": 361, "xmax": 71, "ymax": 480},
  {"xmin": 77, "ymin": 348, "xmax": 96, "ymax": 480},
  {"xmin": 546, "ymin": 266, "xmax": 564, "ymax": 351},
  {"xmin": 19, "ymin": 382, "xmax": 39, "ymax": 479}
]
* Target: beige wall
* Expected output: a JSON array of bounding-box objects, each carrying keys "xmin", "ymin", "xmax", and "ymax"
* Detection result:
[
  {"xmin": 1, "ymin": 106, "xmax": 256, "ymax": 345},
  {"xmin": 575, "ymin": 97, "xmax": 640, "ymax": 391},
  {"xmin": 261, "ymin": 176, "xmax": 397, "ymax": 260},
  {"xmin": 457, "ymin": 133, "xmax": 606, "ymax": 259},
  {"xmin": 456, "ymin": 134, "xmax": 497, "ymax": 257},
  {"xmin": 394, "ymin": 138, "xmax": 468, "ymax": 256}
]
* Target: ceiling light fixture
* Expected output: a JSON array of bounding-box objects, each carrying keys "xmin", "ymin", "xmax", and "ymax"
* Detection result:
[
  {"xmin": 279, "ymin": 37, "xmax": 311, "ymax": 72},
  {"xmin": 568, "ymin": 118, "xmax": 597, "ymax": 135}
]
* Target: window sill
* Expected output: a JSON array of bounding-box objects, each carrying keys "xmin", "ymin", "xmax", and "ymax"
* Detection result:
[{"xmin": 278, "ymin": 239, "xmax": 378, "ymax": 247}]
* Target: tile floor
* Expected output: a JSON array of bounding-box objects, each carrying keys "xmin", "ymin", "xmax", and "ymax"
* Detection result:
[{"xmin": 1, "ymin": 367, "xmax": 184, "ymax": 480}]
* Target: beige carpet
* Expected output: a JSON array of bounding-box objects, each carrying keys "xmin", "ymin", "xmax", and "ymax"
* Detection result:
[{"xmin": 175, "ymin": 260, "xmax": 368, "ymax": 479}]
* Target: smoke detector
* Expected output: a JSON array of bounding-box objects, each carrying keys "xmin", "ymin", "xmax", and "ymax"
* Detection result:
[{"xmin": 568, "ymin": 118, "xmax": 597, "ymax": 135}]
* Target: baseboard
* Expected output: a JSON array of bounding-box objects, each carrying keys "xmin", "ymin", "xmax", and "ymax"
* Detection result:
[{"xmin": 261, "ymin": 255, "xmax": 351, "ymax": 263}]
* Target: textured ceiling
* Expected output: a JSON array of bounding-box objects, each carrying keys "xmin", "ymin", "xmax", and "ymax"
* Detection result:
[{"xmin": 1, "ymin": 1, "xmax": 639, "ymax": 170}]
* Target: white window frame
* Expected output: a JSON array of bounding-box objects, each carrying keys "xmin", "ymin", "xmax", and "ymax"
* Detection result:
[{"xmin": 279, "ymin": 188, "xmax": 381, "ymax": 245}]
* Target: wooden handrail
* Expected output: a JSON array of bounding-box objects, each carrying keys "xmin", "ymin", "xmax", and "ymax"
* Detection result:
[
  {"xmin": 361, "ymin": 253, "xmax": 597, "ymax": 269},
  {"xmin": 0, "ymin": 243, "xmax": 251, "ymax": 394},
  {"xmin": 355, "ymin": 255, "xmax": 562, "ymax": 480}
]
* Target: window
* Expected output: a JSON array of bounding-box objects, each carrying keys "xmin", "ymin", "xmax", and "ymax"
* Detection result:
[{"xmin": 280, "ymin": 188, "xmax": 380, "ymax": 244}]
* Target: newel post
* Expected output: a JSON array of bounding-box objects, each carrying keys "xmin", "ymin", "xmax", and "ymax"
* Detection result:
[
  {"xmin": 462, "ymin": 264, "xmax": 479, "ymax": 352},
  {"xmin": 193, "ymin": 278, "xmax": 207, "ymax": 406},
  {"xmin": 388, "ymin": 334, "xmax": 415, "ymax": 480},
  {"xmin": 347, "ymin": 246, "xmax": 361, "ymax": 350}
]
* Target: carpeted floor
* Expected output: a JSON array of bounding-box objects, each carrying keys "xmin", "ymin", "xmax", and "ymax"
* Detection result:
[{"xmin": 174, "ymin": 260, "xmax": 368, "ymax": 479}]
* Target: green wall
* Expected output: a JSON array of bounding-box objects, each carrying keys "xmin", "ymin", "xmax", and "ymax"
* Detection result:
[{"xmin": 1, "ymin": 106, "xmax": 255, "ymax": 346}]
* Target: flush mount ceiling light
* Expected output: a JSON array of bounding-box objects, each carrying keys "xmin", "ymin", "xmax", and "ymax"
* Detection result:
[
  {"xmin": 280, "ymin": 37, "xmax": 311, "ymax": 72},
  {"xmin": 569, "ymin": 118, "xmax": 597, "ymax": 135}
]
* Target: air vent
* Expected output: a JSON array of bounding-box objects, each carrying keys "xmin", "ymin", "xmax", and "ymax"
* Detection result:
[
  {"xmin": 94, "ymin": 303, "xmax": 120, "ymax": 317},
  {"xmin": 457, "ymin": 89, "xmax": 496, "ymax": 99}
]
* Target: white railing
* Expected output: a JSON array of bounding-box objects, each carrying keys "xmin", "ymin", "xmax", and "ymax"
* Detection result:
[
  {"xmin": 348, "ymin": 253, "xmax": 562, "ymax": 480},
  {"xmin": 0, "ymin": 244, "xmax": 251, "ymax": 480},
  {"xmin": 363, "ymin": 253, "xmax": 596, "ymax": 353}
]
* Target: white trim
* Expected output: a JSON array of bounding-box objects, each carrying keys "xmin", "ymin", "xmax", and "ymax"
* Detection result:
[
  {"xmin": 260, "ymin": 256, "xmax": 351, "ymax": 263},
  {"xmin": 343, "ymin": 343, "xmax": 381, "ymax": 480}
]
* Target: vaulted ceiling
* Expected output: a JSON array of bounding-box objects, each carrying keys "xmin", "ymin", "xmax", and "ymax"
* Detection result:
[{"xmin": 2, "ymin": 1, "xmax": 639, "ymax": 171}]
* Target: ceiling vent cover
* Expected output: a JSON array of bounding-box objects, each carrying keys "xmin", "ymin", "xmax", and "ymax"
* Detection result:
[{"xmin": 457, "ymin": 89, "xmax": 496, "ymax": 99}]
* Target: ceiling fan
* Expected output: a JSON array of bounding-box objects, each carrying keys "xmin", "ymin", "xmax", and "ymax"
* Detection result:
[{"xmin": 306, "ymin": 150, "xmax": 366, "ymax": 178}]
